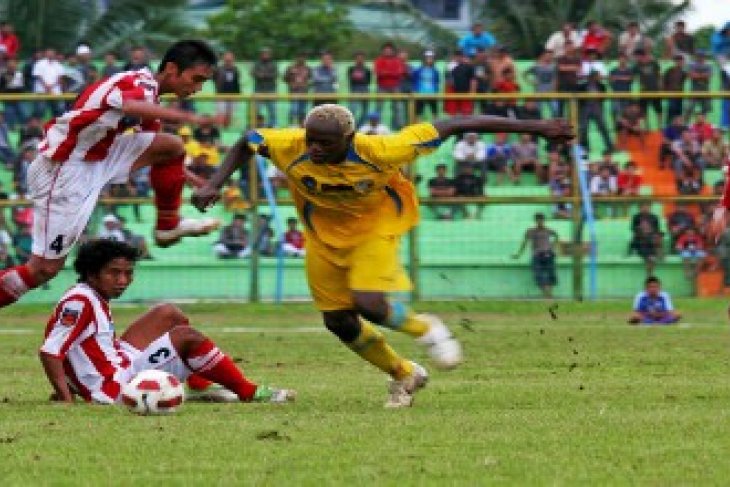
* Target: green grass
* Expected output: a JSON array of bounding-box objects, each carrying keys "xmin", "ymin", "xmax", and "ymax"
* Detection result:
[{"xmin": 2, "ymin": 299, "xmax": 730, "ymax": 485}]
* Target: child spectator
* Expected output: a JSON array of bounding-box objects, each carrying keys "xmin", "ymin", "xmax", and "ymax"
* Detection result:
[
  {"xmin": 617, "ymin": 161, "xmax": 642, "ymax": 196},
  {"xmin": 255, "ymin": 214, "xmax": 276, "ymax": 256},
  {"xmin": 511, "ymin": 134, "xmax": 538, "ymax": 184},
  {"xmin": 667, "ymin": 203, "xmax": 696, "ymax": 247},
  {"xmin": 427, "ymin": 164, "xmax": 456, "ymax": 220},
  {"xmin": 485, "ymin": 133, "xmax": 513, "ymax": 185},
  {"xmin": 282, "ymin": 218, "xmax": 305, "ymax": 257},
  {"xmin": 589, "ymin": 165, "xmax": 617, "ymax": 196},
  {"xmin": 452, "ymin": 132, "xmax": 486, "ymax": 176},
  {"xmin": 214, "ymin": 214, "xmax": 250, "ymax": 259},
  {"xmin": 675, "ymin": 227, "xmax": 707, "ymax": 279},
  {"xmin": 628, "ymin": 276, "xmax": 681, "ymax": 325}
]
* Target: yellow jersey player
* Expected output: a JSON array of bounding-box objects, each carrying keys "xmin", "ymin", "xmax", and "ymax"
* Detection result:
[{"xmin": 192, "ymin": 105, "xmax": 573, "ymax": 408}]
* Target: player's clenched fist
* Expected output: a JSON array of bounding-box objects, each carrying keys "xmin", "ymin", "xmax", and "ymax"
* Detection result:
[{"xmin": 191, "ymin": 184, "xmax": 220, "ymax": 212}]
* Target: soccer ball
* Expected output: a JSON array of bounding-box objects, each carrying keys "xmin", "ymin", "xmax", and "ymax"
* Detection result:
[{"xmin": 121, "ymin": 369, "xmax": 185, "ymax": 415}]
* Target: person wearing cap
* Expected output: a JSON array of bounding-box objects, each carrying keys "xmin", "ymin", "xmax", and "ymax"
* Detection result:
[
  {"xmin": 98, "ymin": 214, "xmax": 125, "ymax": 242},
  {"xmin": 662, "ymin": 54, "xmax": 687, "ymax": 126},
  {"xmin": 685, "ymin": 50, "xmax": 713, "ymax": 119},
  {"xmin": 75, "ymin": 44, "xmax": 95, "ymax": 86},
  {"xmin": 358, "ymin": 112, "xmax": 390, "ymax": 135},
  {"xmin": 412, "ymin": 50, "xmax": 440, "ymax": 120},
  {"xmin": 512, "ymin": 213, "xmax": 560, "ymax": 298},
  {"xmin": 251, "ymin": 47, "xmax": 278, "ymax": 128},
  {"xmin": 458, "ymin": 22, "xmax": 496, "ymax": 58}
]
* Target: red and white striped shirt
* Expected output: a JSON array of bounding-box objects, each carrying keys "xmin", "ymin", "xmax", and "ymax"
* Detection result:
[
  {"xmin": 40, "ymin": 283, "xmax": 131, "ymax": 403},
  {"xmin": 38, "ymin": 69, "xmax": 160, "ymax": 163}
]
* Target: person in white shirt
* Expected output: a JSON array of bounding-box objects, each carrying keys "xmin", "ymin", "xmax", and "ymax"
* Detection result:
[
  {"xmin": 618, "ymin": 21, "xmax": 652, "ymax": 57},
  {"xmin": 97, "ymin": 214, "xmax": 126, "ymax": 242},
  {"xmin": 358, "ymin": 112, "xmax": 391, "ymax": 135},
  {"xmin": 545, "ymin": 23, "xmax": 583, "ymax": 57},
  {"xmin": 589, "ymin": 165, "xmax": 618, "ymax": 217},
  {"xmin": 452, "ymin": 132, "xmax": 486, "ymax": 175},
  {"xmin": 32, "ymin": 48, "xmax": 64, "ymax": 117},
  {"xmin": 579, "ymin": 49, "xmax": 608, "ymax": 80}
]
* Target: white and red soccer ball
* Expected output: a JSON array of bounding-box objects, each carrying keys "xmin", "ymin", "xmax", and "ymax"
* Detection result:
[{"xmin": 121, "ymin": 370, "xmax": 185, "ymax": 415}]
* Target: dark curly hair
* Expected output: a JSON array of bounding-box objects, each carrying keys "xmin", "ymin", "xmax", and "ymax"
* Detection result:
[{"xmin": 74, "ymin": 239, "xmax": 139, "ymax": 282}]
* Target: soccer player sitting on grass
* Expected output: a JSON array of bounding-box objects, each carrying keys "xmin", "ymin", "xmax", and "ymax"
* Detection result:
[
  {"xmin": 628, "ymin": 276, "xmax": 681, "ymax": 325},
  {"xmin": 39, "ymin": 239, "xmax": 294, "ymax": 404},
  {"xmin": 192, "ymin": 104, "xmax": 572, "ymax": 408}
]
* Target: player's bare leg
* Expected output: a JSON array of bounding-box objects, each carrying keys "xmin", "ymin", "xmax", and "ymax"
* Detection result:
[
  {"xmin": 122, "ymin": 302, "xmax": 294, "ymax": 403},
  {"xmin": 352, "ymin": 290, "xmax": 463, "ymax": 369},
  {"xmin": 0, "ymin": 255, "xmax": 66, "ymax": 306},
  {"xmin": 322, "ymin": 309, "xmax": 427, "ymax": 407},
  {"xmin": 131, "ymin": 132, "xmax": 219, "ymax": 248}
]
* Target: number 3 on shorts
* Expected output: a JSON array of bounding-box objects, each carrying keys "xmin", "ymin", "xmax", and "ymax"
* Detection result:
[{"xmin": 49, "ymin": 235, "xmax": 64, "ymax": 255}]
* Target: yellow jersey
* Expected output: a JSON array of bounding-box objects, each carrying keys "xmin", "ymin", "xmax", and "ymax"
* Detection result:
[{"xmin": 249, "ymin": 123, "xmax": 441, "ymax": 248}]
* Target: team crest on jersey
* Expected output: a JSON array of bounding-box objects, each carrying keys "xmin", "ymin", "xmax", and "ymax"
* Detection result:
[
  {"xmin": 353, "ymin": 179, "xmax": 375, "ymax": 194},
  {"xmin": 300, "ymin": 176, "xmax": 318, "ymax": 193},
  {"xmin": 59, "ymin": 300, "xmax": 84, "ymax": 327}
]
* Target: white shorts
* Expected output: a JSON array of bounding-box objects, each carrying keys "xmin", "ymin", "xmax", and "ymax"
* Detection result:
[
  {"xmin": 29, "ymin": 132, "xmax": 155, "ymax": 258},
  {"xmin": 120, "ymin": 332, "xmax": 192, "ymax": 384}
]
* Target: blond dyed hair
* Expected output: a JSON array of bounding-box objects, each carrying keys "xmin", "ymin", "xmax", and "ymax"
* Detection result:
[{"xmin": 304, "ymin": 104, "xmax": 356, "ymax": 136}]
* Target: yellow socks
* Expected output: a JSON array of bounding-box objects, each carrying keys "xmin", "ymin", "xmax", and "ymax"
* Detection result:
[
  {"xmin": 384, "ymin": 301, "xmax": 429, "ymax": 338},
  {"xmin": 347, "ymin": 321, "xmax": 413, "ymax": 380}
]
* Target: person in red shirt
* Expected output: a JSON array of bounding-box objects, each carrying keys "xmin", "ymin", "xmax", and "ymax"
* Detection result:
[
  {"xmin": 373, "ymin": 42, "xmax": 407, "ymax": 128},
  {"xmin": 282, "ymin": 217, "xmax": 305, "ymax": 257},
  {"xmin": 690, "ymin": 113, "xmax": 715, "ymax": 144},
  {"xmin": 617, "ymin": 161, "xmax": 643, "ymax": 195},
  {"xmin": 493, "ymin": 66, "xmax": 520, "ymax": 118},
  {"xmin": 0, "ymin": 23, "xmax": 19, "ymax": 59},
  {"xmin": 582, "ymin": 20, "xmax": 612, "ymax": 55}
]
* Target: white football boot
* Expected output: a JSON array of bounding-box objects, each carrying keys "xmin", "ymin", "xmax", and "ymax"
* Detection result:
[
  {"xmin": 385, "ymin": 361, "xmax": 429, "ymax": 408},
  {"xmin": 416, "ymin": 314, "xmax": 463, "ymax": 370},
  {"xmin": 154, "ymin": 217, "xmax": 221, "ymax": 247}
]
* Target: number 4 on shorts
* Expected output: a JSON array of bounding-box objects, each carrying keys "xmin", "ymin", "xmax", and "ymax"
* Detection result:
[{"xmin": 49, "ymin": 235, "xmax": 64, "ymax": 255}]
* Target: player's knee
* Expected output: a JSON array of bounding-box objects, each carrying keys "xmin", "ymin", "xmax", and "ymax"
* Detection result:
[
  {"xmin": 150, "ymin": 302, "xmax": 188, "ymax": 326},
  {"xmin": 323, "ymin": 311, "xmax": 361, "ymax": 343},
  {"xmin": 169, "ymin": 325, "xmax": 205, "ymax": 355},
  {"xmin": 28, "ymin": 258, "xmax": 63, "ymax": 284},
  {"xmin": 151, "ymin": 133, "xmax": 185, "ymax": 161},
  {"xmin": 352, "ymin": 292, "xmax": 388, "ymax": 324}
]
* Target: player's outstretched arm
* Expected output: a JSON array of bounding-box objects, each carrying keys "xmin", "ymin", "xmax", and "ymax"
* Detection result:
[
  {"xmin": 39, "ymin": 352, "xmax": 74, "ymax": 403},
  {"xmin": 191, "ymin": 134, "xmax": 255, "ymax": 212},
  {"xmin": 708, "ymin": 173, "xmax": 730, "ymax": 243},
  {"xmin": 121, "ymin": 99, "xmax": 220, "ymax": 126},
  {"xmin": 432, "ymin": 116, "xmax": 573, "ymax": 143}
]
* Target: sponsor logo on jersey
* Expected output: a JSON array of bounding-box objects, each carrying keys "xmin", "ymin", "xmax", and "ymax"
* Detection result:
[{"xmin": 60, "ymin": 307, "xmax": 80, "ymax": 327}]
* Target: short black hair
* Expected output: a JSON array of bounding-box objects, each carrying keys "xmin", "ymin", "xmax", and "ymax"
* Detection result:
[
  {"xmin": 158, "ymin": 40, "xmax": 218, "ymax": 74},
  {"xmin": 645, "ymin": 276, "xmax": 660, "ymax": 286},
  {"xmin": 287, "ymin": 217, "xmax": 298, "ymax": 225},
  {"xmin": 535, "ymin": 213, "xmax": 545, "ymax": 220},
  {"xmin": 74, "ymin": 239, "xmax": 139, "ymax": 282}
]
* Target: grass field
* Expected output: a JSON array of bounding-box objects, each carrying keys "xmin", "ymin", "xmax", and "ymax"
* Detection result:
[{"xmin": 2, "ymin": 299, "xmax": 730, "ymax": 485}]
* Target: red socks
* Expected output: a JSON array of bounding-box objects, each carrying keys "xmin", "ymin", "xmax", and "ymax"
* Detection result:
[
  {"xmin": 0, "ymin": 265, "xmax": 37, "ymax": 307},
  {"xmin": 151, "ymin": 155, "xmax": 185, "ymax": 231},
  {"xmin": 186, "ymin": 339, "xmax": 258, "ymax": 401},
  {"xmin": 186, "ymin": 374, "xmax": 213, "ymax": 391}
]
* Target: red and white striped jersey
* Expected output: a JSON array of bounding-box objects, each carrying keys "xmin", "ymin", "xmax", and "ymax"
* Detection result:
[
  {"xmin": 38, "ymin": 69, "xmax": 160, "ymax": 163},
  {"xmin": 40, "ymin": 283, "xmax": 131, "ymax": 403}
]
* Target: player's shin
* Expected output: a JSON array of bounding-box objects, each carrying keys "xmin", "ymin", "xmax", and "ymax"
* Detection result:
[
  {"xmin": 0, "ymin": 265, "xmax": 38, "ymax": 307},
  {"xmin": 330, "ymin": 317, "xmax": 414, "ymax": 380},
  {"xmin": 150, "ymin": 155, "xmax": 185, "ymax": 231},
  {"xmin": 184, "ymin": 338, "xmax": 258, "ymax": 401},
  {"xmin": 382, "ymin": 301, "xmax": 430, "ymax": 337}
]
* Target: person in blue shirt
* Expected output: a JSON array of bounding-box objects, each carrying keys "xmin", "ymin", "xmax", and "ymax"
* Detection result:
[
  {"xmin": 628, "ymin": 276, "xmax": 681, "ymax": 325},
  {"xmin": 412, "ymin": 50, "xmax": 441, "ymax": 120},
  {"xmin": 458, "ymin": 22, "xmax": 497, "ymax": 57}
]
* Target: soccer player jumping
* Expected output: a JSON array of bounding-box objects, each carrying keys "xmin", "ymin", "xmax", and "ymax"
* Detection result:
[
  {"xmin": 40, "ymin": 239, "xmax": 295, "ymax": 404},
  {"xmin": 0, "ymin": 40, "xmax": 222, "ymax": 308},
  {"xmin": 193, "ymin": 105, "xmax": 573, "ymax": 407}
]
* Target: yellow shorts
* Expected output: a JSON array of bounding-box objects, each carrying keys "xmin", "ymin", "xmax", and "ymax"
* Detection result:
[{"xmin": 306, "ymin": 234, "xmax": 412, "ymax": 311}]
